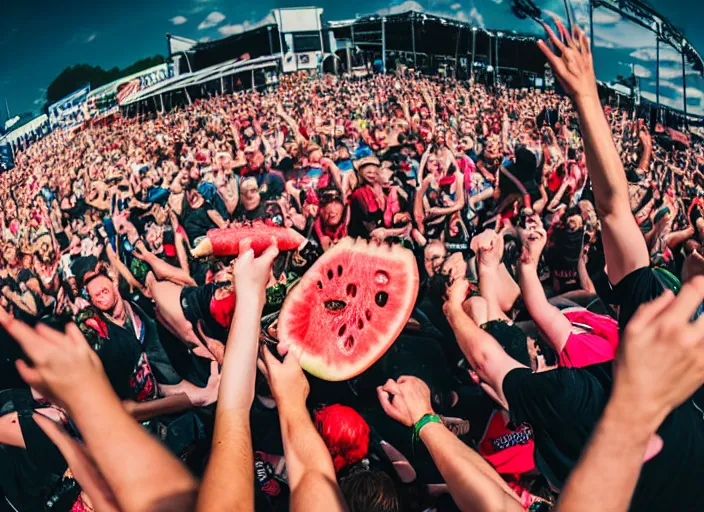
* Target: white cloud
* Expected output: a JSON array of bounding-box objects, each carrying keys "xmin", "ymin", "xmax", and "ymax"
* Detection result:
[
  {"xmin": 218, "ymin": 23, "xmax": 245, "ymax": 36},
  {"xmin": 491, "ymin": 0, "xmax": 504, "ymax": 4},
  {"xmin": 218, "ymin": 13, "xmax": 274, "ymax": 37},
  {"xmin": 592, "ymin": 22, "xmax": 655, "ymax": 50},
  {"xmin": 33, "ymin": 98, "xmax": 43, "ymax": 105},
  {"xmin": 467, "ymin": 7, "xmax": 484, "ymax": 28},
  {"xmin": 85, "ymin": 33, "xmax": 97, "ymax": 43},
  {"xmin": 199, "ymin": 36, "xmax": 211, "ymax": 42},
  {"xmin": 376, "ymin": 1, "xmax": 424, "ymax": 16},
  {"xmin": 634, "ymin": 65, "xmax": 652, "ymax": 79},
  {"xmin": 630, "ymin": 46, "xmax": 682, "ymax": 63},
  {"xmin": 450, "ymin": 3, "xmax": 461, "ymax": 10},
  {"xmin": 198, "ymin": 11, "xmax": 225, "ymax": 30},
  {"xmin": 592, "ymin": 10, "xmax": 621, "ymax": 25},
  {"xmin": 170, "ymin": 16, "xmax": 188, "ymax": 25}
]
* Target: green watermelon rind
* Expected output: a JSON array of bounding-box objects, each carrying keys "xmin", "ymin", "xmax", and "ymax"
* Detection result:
[{"xmin": 277, "ymin": 237, "xmax": 420, "ymax": 382}]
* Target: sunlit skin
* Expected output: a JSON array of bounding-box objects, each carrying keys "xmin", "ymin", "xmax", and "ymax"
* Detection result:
[{"xmin": 321, "ymin": 202, "xmax": 344, "ymax": 229}]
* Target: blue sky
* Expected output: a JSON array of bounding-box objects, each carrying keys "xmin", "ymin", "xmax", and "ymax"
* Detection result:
[{"xmin": 1, "ymin": 0, "xmax": 703, "ymax": 123}]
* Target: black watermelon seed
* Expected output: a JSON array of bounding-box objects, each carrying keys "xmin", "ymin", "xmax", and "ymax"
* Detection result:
[
  {"xmin": 375, "ymin": 291, "xmax": 389, "ymax": 307},
  {"xmin": 338, "ymin": 324, "xmax": 347, "ymax": 336},
  {"xmin": 346, "ymin": 283, "xmax": 358, "ymax": 297},
  {"xmin": 317, "ymin": 281, "xmax": 323, "ymax": 289},
  {"xmin": 345, "ymin": 336, "xmax": 355, "ymax": 349},
  {"xmin": 327, "ymin": 269, "xmax": 334, "ymax": 280},
  {"xmin": 357, "ymin": 318, "xmax": 364, "ymax": 329},
  {"xmin": 337, "ymin": 265, "xmax": 343, "ymax": 276},
  {"xmin": 324, "ymin": 300, "xmax": 347, "ymax": 311},
  {"xmin": 365, "ymin": 309, "xmax": 372, "ymax": 321}
]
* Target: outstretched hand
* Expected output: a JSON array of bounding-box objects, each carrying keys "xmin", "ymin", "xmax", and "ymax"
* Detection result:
[
  {"xmin": 0, "ymin": 310, "xmax": 108, "ymax": 410},
  {"xmin": 517, "ymin": 213, "xmax": 547, "ymax": 266},
  {"xmin": 616, "ymin": 276, "xmax": 704, "ymax": 432},
  {"xmin": 537, "ymin": 17, "xmax": 598, "ymax": 102},
  {"xmin": 471, "ymin": 229, "xmax": 504, "ymax": 270}
]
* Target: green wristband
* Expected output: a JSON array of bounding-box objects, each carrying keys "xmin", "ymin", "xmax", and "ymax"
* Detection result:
[{"xmin": 412, "ymin": 413, "xmax": 441, "ymax": 445}]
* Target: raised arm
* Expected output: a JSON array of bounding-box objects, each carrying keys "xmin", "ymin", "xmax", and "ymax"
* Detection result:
[
  {"xmin": 443, "ymin": 278, "xmax": 525, "ymax": 407},
  {"xmin": 0, "ymin": 312, "xmax": 198, "ymax": 512},
  {"xmin": 260, "ymin": 347, "xmax": 347, "ymax": 512},
  {"xmin": 539, "ymin": 20, "xmax": 649, "ymax": 285},
  {"xmin": 378, "ymin": 376, "xmax": 523, "ymax": 512},
  {"xmin": 196, "ymin": 239, "xmax": 279, "ymax": 512},
  {"xmin": 517, "ymin": 215, "xmax": 572, "ymax": 352}
]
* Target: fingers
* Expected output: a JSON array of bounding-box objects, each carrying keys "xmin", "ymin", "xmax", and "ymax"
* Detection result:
[
  {"xmin": 578, "ymin": 27, "xmax": 591, "ymax": 56},
  {"xmin": 65, "ymin": 323, "xmax": 88, "ymax": 348},
  {"xmin": 238, "ymin": 237, "xmax": 253, "ymax": 261},
  {"xmin": 16, "ymin": 360, "xmax": 42, "ymax": 388},
  {"xmin": 382, "ymin": 378, "xmax": 401, "ymax": 396},
  {"xmin": 262, "ymin": 344, "xmax": 281, "ymax": 373},
  {"xmin": 1, "ymin": 313, "xmax": 45, "ymax": 363},
  {"xmin": 209, "ymin": 360, "xmax": 220, "ymax": 377},
  {"xmin": 256, "ymin": 356, "xmax": 269, "ymax": 380},
  {"xmin": 540, "ymin": 21, "xmax": 566, "ymax": 54},
  {"xmin": 35, "ymin": 322, "xmax": 66, "ymax": 346},
  {"xmin": 261, "ymin": 236, "xmax": 280, "ymax": 264},
  {"xmin": 554, "ymin": 18, "xmax": 574, "ymax": 48},
  {"xmin": 282, "ymin": 346, "xmax": 302, "ymax": 368},
  {"xmin": 377, "ymin": 386, "xmax": 400, "ymax": 418},
  {"xmin": 277, "ymin": 340, "xmax": 290, "ymax": 358},
  {"xmin": 668, "ymin": 276, "xmax": 704, "ymax": 325}
]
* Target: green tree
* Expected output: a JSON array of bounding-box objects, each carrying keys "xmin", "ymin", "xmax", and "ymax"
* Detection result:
[{"xmin": 44, "ymin": 55, "xmax": 165, "ymax": 111}]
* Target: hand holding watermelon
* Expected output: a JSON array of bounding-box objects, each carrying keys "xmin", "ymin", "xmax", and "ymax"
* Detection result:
[
  {"xmin": 377, "ymin": 376, "xmax": 434, "ymax": 428},
  {"xmin": 233, "ymin": 237, "xmax": 279, "ymax": 307}
]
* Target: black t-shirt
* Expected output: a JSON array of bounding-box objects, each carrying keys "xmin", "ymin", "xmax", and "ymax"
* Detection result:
[
  {"xmin": 0, "ymin": 389, "xmax": 71, "ymax": 511},
  {"xmin": 503, "ymin": 364, "xmax": 704, "ymax": 511},
  {"xmin": 181, "ymin": 201, "xmax": 218, "ymax": 244},
  {"xmin": 234, "ymin": 202, "xmax": 267, "ymax": 223},
  {"xmin": 99, "ymin": 302, "xmax": 182, "ymax": 401},
  {"xmin": 611, "ymin": 266, "xmax": 665, "ymax": 331}
]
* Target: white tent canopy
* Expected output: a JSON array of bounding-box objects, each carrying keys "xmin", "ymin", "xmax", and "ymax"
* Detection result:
[{"xmin": 120, "ymin": 55, "xmax": 279, "ymax": 107}]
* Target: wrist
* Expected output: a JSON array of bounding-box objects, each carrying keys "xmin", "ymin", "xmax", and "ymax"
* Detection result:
[
  {"xmin": 413, "ymin": 413, "xmax": 441, "ymax": 442},
  {"xmin": 574, "ymin": 92, "xmax": 601, "ymax": 113},
  {"xmin": 607, "ymin": 382, "xmax": 667, "ymax": 439}
]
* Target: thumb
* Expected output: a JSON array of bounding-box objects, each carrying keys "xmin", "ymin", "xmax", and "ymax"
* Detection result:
[
  {"xmin": 261, "ymin": 237, "xmax": 280, "ymax": 264},
  {"xmin": 237, "ymin": 238, "xmax": 254, "ymax": 262}
]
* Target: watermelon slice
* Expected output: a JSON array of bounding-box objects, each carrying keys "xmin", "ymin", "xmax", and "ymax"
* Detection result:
[
  {"xmin": 191, "ymin": 223, "xmax": 307, "ymax": 258},
  {"xmin": 278, "ymin": 237, "xmax": 420, "ymax": 381}
]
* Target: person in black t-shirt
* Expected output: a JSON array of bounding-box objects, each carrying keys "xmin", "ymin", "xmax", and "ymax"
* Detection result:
[
  {"xmin": 73, "ymin": 257, "xmax": 220, "ymax": 409},
  {"xmin": 444, "ymin": 276, "xmax": 704, "ymax": 511},
  {"xmin": 180, "ymin": 186, "xmax": 227, "ymax": 245}
]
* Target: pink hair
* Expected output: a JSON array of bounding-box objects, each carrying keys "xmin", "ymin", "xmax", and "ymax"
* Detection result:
[{"xmin": 314, "ymin": 404, "xmax": 370, "ymax": 473}]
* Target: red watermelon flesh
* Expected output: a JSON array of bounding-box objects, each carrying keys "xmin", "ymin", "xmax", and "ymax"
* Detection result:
[
  {"xmin": 278, "ymin": 237, "xmax": 419, "ymax": 381},
  {"xmin": 192, "ymin": 223, "xmax": 307, "ymax": 258}
]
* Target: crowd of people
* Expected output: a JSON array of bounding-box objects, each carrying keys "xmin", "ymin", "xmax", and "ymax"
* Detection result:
[{"xmin": 1, "ymin": 20, "xmax": 704, "ymax": 512}]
